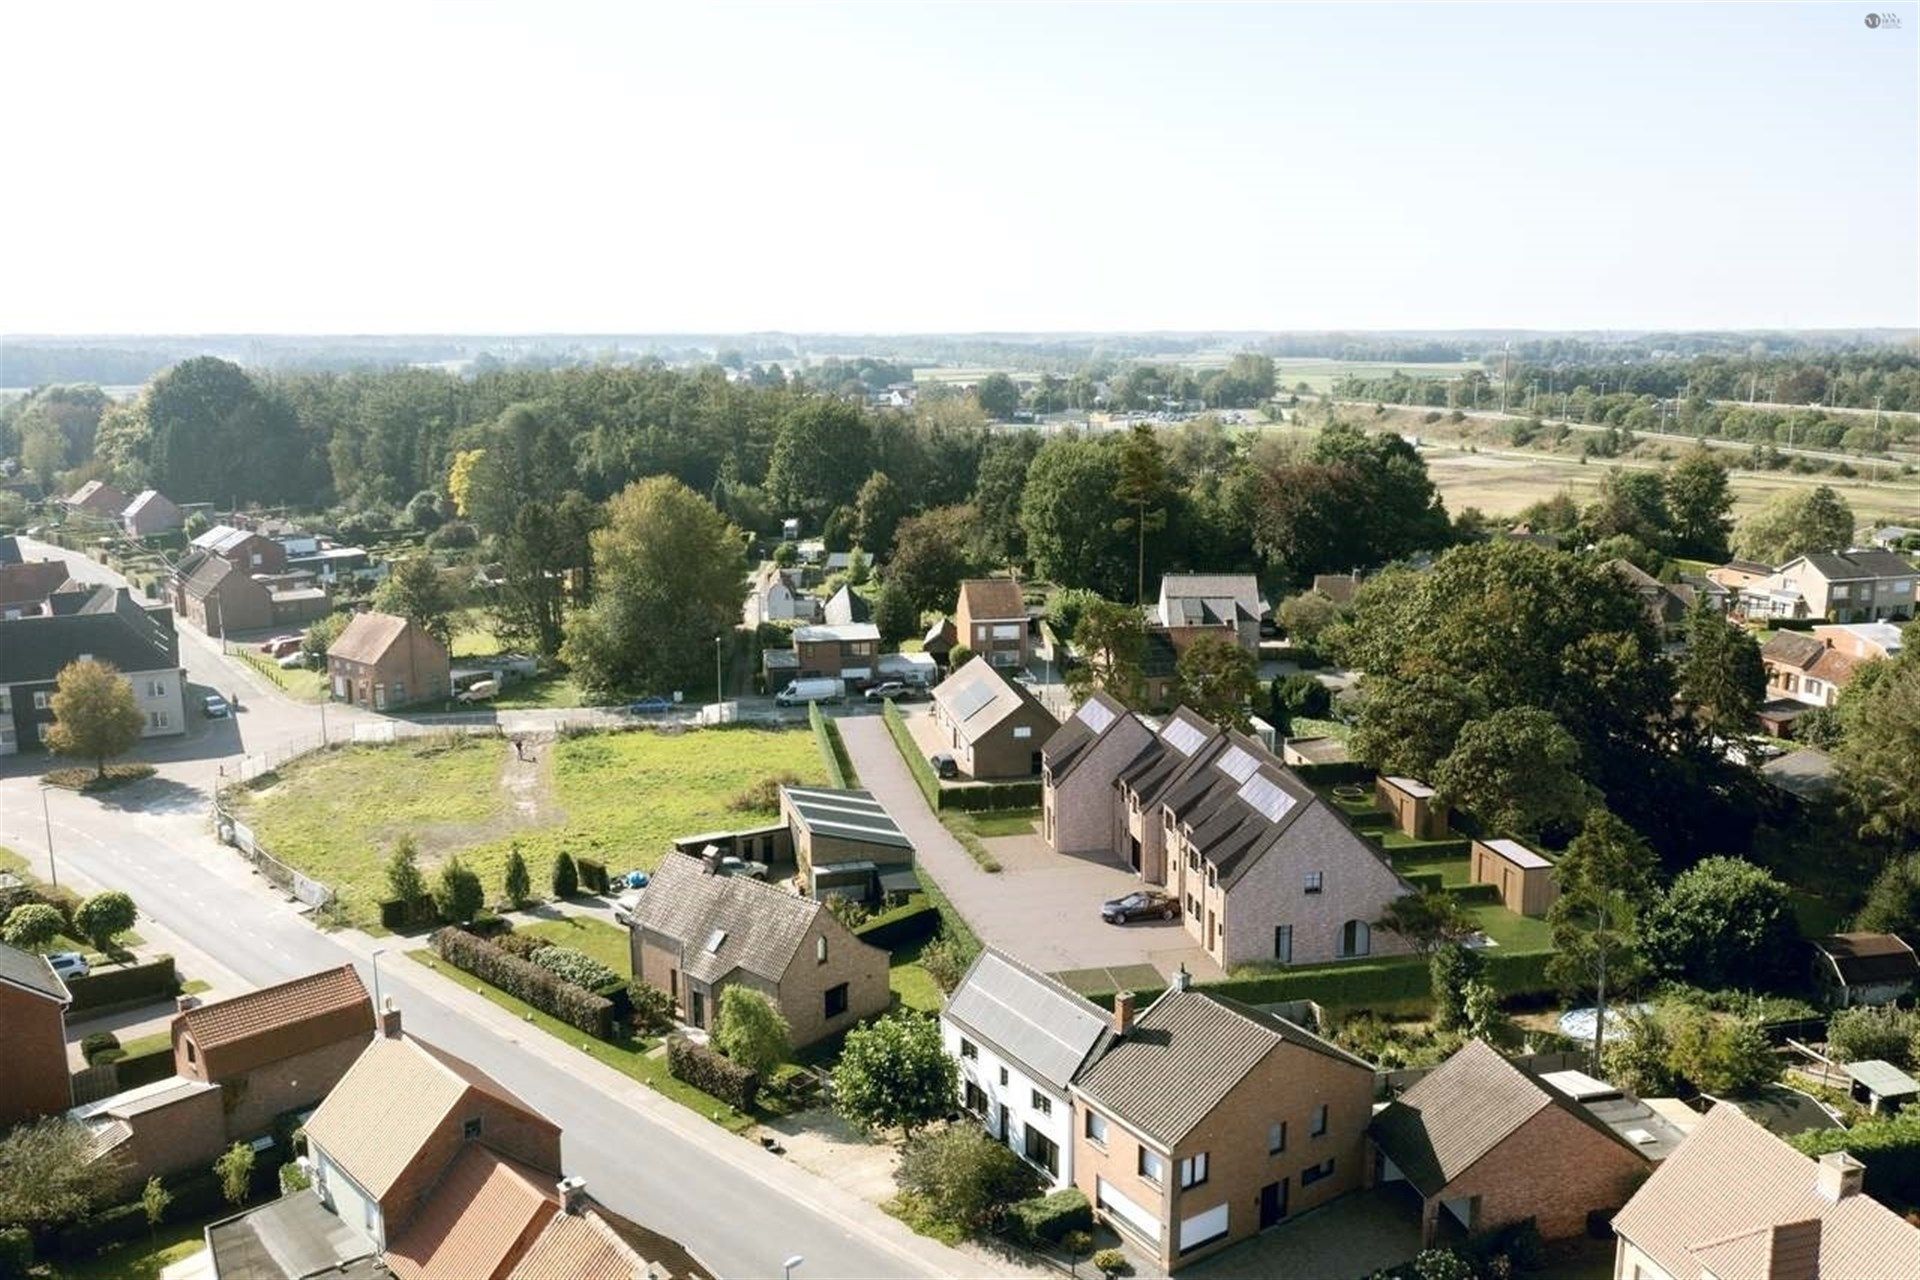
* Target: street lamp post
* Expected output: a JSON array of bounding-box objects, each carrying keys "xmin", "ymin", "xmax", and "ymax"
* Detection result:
[
  {"xmin": 782, "ymin": 1256, "xmax": 804, "ymax": 1280},
  {"xmin": 714, "ymin": 635, "xmax": 723, "ymax": 704},
  {"xmin": 39, "ymin": 786, "xmax": 58, "ymax": 889}
]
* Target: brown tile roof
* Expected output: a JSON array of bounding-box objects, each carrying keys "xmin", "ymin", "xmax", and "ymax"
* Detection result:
[
  {"xmin": 384, "ymin": 1144, "xmax": 556, "ymax": 1280},
  {"xmin": 1073, "ymin": 988, "xmax": 1372, "ymax": 1148},
  {"xmin": 175, "ymin": 964, "xmax": 373, "ymax": 1076},
  {"xmin": 630, "ymin": 854, "xmax": 823, "ymax": 986},
  {"xmin": 1807, "ymin": 647, "xmax": 1861, "ymax": 687},
  {"xmin": 328, "ymin": 611, "xmax": 414, "ymax": 665},
  {"xmin": 1815, "ymin": 933, "xmax": 1920, "ymax": 986},
  {"xmin": 957, "ymin": 578, "xmax": 1025, "ymax": 620},
  {"xmin": 305, "ymin": 1034, "xmax": 553, "ymax": 1200},
  {"xmin": 510, "ymin": 1207, "xmax": 650, "ymax": 1280},
  {"xmin": 1762, "ymin": 630, "xmax": 1828, "ymax": 670},
  {"xmin": 1369, "ymin": 1040, "xmax": 1645, "ymax": 1198},
  {"xmin": 1612, "ymin": 1103, "xmax": 1920, "ymax": 1280}
]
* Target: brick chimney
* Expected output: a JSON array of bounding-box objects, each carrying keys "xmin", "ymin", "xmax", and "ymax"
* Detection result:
[
  {"xmin": 556, "ymin": 1175, "xmax": 588, "ymax": 1215},
  {"xmin": 1764, "ymin": 1218, "xmax": 1821, "ymax": 1280},
  {"xmin": 1112, "ymin": 991, "xmax": 1135, "ymax": 1037},
  {"xmin": 1816, "ymin": 1150, "xmax": 1864, "ymax": 1203},
  {"xmin": 379, "ymin": 995, "xmax": 403, "ymax": 1039},
  {"xmin": 176, "ymin": 994, "xmax": 201, "ymax": 1013}
]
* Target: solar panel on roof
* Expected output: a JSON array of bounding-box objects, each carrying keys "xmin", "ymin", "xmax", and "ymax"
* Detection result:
[
  {"xmin": 1236, "ymin": 773, "xmax": 1296, "ymax": 823},
  {"xmin": 952, "ymin": 682, "xmax": 998, "ymax": 721},
  {"xmin": 1162, "ymin": 719, "xmax": 1207, "ymax": 756},
  {"xmin": 1077, "ymin": 699, "xmax": 1117, "ymax": 732},
  {"xmin": 1217, "ymin": 745, "xmax": 1259, "ymax": 783}
]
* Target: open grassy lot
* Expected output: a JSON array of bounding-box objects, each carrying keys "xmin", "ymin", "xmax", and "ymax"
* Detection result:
[
  {"xmin": 521, "ymin": 916, "xmax": 633, "ymax": 977},
  {"xmin": 226, "ymin": 728, "xmax": 827, "ymax": 928}
]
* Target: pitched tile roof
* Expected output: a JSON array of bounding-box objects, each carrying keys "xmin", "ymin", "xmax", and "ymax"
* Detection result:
[
  {"xmin": 0, "ymin": 939, "xmax": 71, "ymax": 1003},
  {"xmin": 1612, "ymin": 1103, "xmax": 1920, "ymax": 1279},
  {"xmin": 1073, "ymin": 988, "xmax": 1372, "ymax": 1148},
  {"xmin": 176, "ymin": 964, "xmax": 373, "ymax": 1074},
  {"xmin": 1762, "ymin": 630, "xmax": 1828, "ymax": 669},
  {"xmin": 822, "ymin": 584, "xmax": 871, "ymax": 627},
  {"xmin": 179, "ymin": 554, "xmax": 241, "ymax": 599},
  {"xmin": 957, "ymin": 578, "xmax": 1025, "ymax": 620},
  {"xmin": 328, "ymin": 611, "xmax": 414, "ymax": 665},
  {"xmin": 1788, "ymin": 549, "xmax": 1920, "ymax": 581},
  {"xmin": 629, "ymin": 854, "xmax": 823, "ymax": 986},
  {"xmin": 304, "ymin": 1035, "xmax": 551, "ymax": 1201},
  {"xmin": 1814, "ymin": 932, "xmax": 1920, "ymax": 986},
  {"xmin": 943, "ymin": 948, "xmax": 1109, "ymax": 1092},
  {"xmin": 510, "ymin": 1207, "xmax": 651, "ymax": 1280},
  {"xmin": 1369, "ymin": 1040, "xmax": 1645, "ymax": 1198},
  {"xmin": 385, "ymin": 1144, "xmax": 556, "ymax": 1280},
  {"xmin": 931, "ymin": 657, "xmax": 1056, "ymax": 746},
  {"xmin": 65, "ymin": 480, "xmax": 129, "ymax": 512}
]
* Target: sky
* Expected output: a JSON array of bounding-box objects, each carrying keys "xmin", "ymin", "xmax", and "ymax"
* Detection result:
[{"xmin": 4, "ymin": 1, "xmax": 1915, "ymax": 335}]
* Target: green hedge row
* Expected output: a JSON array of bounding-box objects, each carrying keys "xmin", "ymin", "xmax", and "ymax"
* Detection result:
[
  {"xmin": 430, "ymin": 927, "xmax": 613, "ymax": 1040},
  {"xmin": 1385, "ymin": 838, "xmax": 1472, "ymax": 861},
  {"xmin": 1791, "ymin": 1111, "xmax": 1920, "ymax": 1207},
  {"xmin": 882, "ymin": 700, "xmax": 942, "ymax": 808},
  {"xmin": 115, "ymin": 1043, "xmax": 177, "ymax": 1090},
  {"xmin": 855, "ymin": 899, "xmax": 940, "ymax": 950},
  {"xmin": 380, "ymin": 896, "xmax": 440, "ymax": 931},
  {"xmin": 666, "ymin": 1035, "xmax": 759, "ymax": 1111},
  {"xmin": 810, "ymin": 702, "xmax": 849, "ymax": 789},
  {"xmin": 576, "ymin": 858, "xmax": 610, "ymax": 894},
  {"xmin": 65, "ymin": 956, "xmax": 178, "ymax": 1013},
  {"xmin": 1074, "ymin": 948, "xmax": 1555, "ymax": 1013},
  {"xmin": 1291, "ymin": 761, "xmax": 1374, "ymax": 786},
  {"xmin": 938, "ymin": 779, "xmax": 1043, "ymax": 812},
  {"xmin": 1007, "ymin": 1188, "xmax": 1092, "ymax": 1245}
]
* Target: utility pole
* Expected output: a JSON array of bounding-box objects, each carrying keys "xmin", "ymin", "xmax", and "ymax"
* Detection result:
[
  {"xmin": 40, "ymin": 786, "xmax": 58, "ymax": 889},
  {"xmin": 714, "ymin": 635, "xmax": 724, "ymax": 704}
]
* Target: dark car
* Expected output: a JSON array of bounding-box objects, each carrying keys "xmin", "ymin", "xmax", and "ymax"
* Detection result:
[
  {"xmin": 865, "ymin": 681, "xmax": 922, "ymax": 703},
  {"xmin": 1102, "ymin": 890, "xmax": 1177, "ymax": 925},
  {"xmin": 931, "ymin": 753, "xmax": 959, "ymax": 779}
]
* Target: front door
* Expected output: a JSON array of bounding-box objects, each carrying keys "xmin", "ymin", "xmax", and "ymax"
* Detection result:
[
  {"xmin": 1259, "ymin": 1179, "xmax": 1287, "ymax": 1229},
  {"xmin": 690, "ymin": 990, "xmax": 705, "ymax": 1028},
  {"xmin": 997, "ymin": 1103, "xmax": 1010, "ymax": 1141},
  {"xmin": 1129, "ymin": 835, "xmax": 1141, "ymax": 873},
  {"xmin": 1207, "ymin": 909, "xmax": 1216, "ymax": 950}
]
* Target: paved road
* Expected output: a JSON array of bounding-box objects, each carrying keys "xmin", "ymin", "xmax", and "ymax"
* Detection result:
[{"xmin": 1, "ymin": 541, "xmax": 1014, "ymax": 1280}]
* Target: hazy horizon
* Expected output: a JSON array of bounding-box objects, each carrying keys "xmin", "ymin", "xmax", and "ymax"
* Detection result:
[{"xmin": 5, "ymin": 1, "xmax": 1915, "ymax": 334}]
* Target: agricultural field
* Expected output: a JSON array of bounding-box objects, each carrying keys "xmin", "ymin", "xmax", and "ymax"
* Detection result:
[
  {"xmin": 225, "ymin": 726, "xmax": 828, "ymax": 927},
  {"xmin": 1270, "ymin": 357, "xmax": 1482, "ymax": 393}
]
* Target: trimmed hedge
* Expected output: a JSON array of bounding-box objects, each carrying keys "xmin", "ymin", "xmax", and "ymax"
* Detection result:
[
  {"xmin": 531, "ymin": 944, "xmax": 622, "ymax": 991},
  {"xmin": 65, "ymin": 956, "xmax": 177, "ymax": 1013},
  {"xmin": 1791, "ymin": 1110, "xmax": 1920, "ymax": 1208},
  {"xmin": 883, "ymin": 700, "xmax": 942, "ymax": 808},
  {"xmin": 810, "ymin": 702, "xmax": 849, "ymax": 788},
  {"xmin": 855, "ymin": 897, "xmax": 940, "ymax": 950},
  {"xmin": 79, "ymin": 1032, "xmax": 120, "ymax": 1064},
  {"xmin": 114, "ymin": 1044, "xmax": 177, "ymax": 1089},
  {"xmin": 1076, "ymin": 948, "xmax": 1555, "ymax": 1013},
  {"xmin": 939, "ymin": 779, "xmax": 1043, "ymax": 812},
  {"xmin": 1292, "ymin": 761, "xmax": 1374, "ymax": 786},
  {"xmin": 576, "ymin": 858, "xmax": 610, "ymax": 895},
  {"xmin": 1008, "ymin": 1188, "xmax": 1092, "ymax": 1244},
  {"xmin": 430, "ymin": 928, "xmax": 613, "ymax": 1040},
  {"xmin": 666, "ymin": 1035, "xmax": 759, "ymax": 1111},
  {"xmin": 379, "ymin": 896, "xmax": 440, "ymax": 931}
]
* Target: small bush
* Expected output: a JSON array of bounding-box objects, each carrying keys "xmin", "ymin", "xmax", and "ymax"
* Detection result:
[
  {"xmin": 1827, "ymin": 1005, "xmax": 1919, "ymax": 1069},
  {"xmin": 1008, "ymin": 1187, "xmax": 1092, "ymax": 1244},
  {"xmin": 529, "ymin": 944, "xmax": 622, "ymax": 991},
  {"xmin": 919, "ymin": 932, "xmax": 969, "ymax": 994},
  {"xmin": 1092, "ymin": 1247, "xmax": 1130, "ymax": 1277},
  {"xmin": 80, "ymin": 1031, "xmax": 122, "ymax": 1065},
  {"xmin": 495, "ymin": 931, "xmax": 552, "ymax": 959},
  {"xmin": 629, "ymin": 982, "xmax": 674, "ymax": 1034},
  {"xmin": 666, "ymin": 1035, "xmax": 759, "ymax": 1110},
  {"xmin": 551, "ymin": 852, "xmax": 579, "ymax": 898},
  {"xmin": 730, "ymin": 771, "xmax": 803, "ymax": 813}
]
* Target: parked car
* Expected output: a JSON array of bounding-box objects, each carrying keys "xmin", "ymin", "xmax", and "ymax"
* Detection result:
[
  {"xmin": 276, "ymin": 651, "xmax": 312, "ymax": 670},
  {"xmin": 712, "ymin": 855, "xmax": 769, "ymax": 880},
  {"xmin": 864, "ymin": 681, "xmax": 924, "ymax": 703},
  {"xmin": 1102, "ymin": 890, "xmax": 1178, "ymax": 925},
  {"xmin": 457, "ymin": 679, "xmax": 500, "ymax": 703},
  {"xmin": 612, "ymin": 889, "xmax": 645, "ymax": 928},
  {"xmin": 628, "ymin": 695, "xmax": 673, "ymax": 715},
  {"xmin": 259, "ymin": 634, "xmax": 302, "ymax": 657},
  {"xmin": 48, "ymin": 951, "xmax": 90, "ymax": 981},
  {"xmin": 202, "ymin": 694, "xmax": 231, "ymax": 718},
  {"xmin": 931, "ymin": 752, "xmax": 959, "ymax": 779}
]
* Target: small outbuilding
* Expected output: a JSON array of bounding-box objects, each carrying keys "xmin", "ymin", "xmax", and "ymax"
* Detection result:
[
  {"xmin": 1470, "ymin": 838, "xmax": 1559, "ymax": 918},
  {"xmin": 1812, "ymin": 932, "xmax": 1920, "ymax": 1007},
  {"xmin": 780, "ymin": 785, "xmax": 915, "ymax": 901},
  {"xmin": 1377, "ymin": 775, "xmax": 1445, "ymax": 839},
  {"xmin": 1843, "ymin": 1059, "xmax": 1920, "ymax": 1116}
]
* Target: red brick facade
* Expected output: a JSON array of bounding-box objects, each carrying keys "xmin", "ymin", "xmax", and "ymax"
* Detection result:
[{"xmin": 0, "ymin": 980, "xmax": 70, "ymax": 1127}]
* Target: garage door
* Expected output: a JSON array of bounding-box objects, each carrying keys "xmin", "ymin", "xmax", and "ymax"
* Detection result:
[
  {"xmin": 1096, "ymin": 1178, "xmax": 1160, "ymax": 1243},
  {"xmin": 1178, "ymin": 1202, "xmax": 1229, "ymax": 1252}
]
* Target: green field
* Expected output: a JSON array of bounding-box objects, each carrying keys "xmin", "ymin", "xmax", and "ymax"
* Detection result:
[
  {"xmin": 227, "ymin": 727, "xmax": 828, "ymax": 927},
  {"xmin": 521, "ymin": 916, "xmax": 633, "ymax": 977},
  {"xmin": 1272, "ymin": 358, "xmax": 1483, "ymax": 393}
]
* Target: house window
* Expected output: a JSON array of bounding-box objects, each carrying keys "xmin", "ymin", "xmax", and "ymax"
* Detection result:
[
  {"xmin": 1031, "ymin": 1090, "xmax": 1051, "ymax": 1116},
  {"xmin": 960, "ymin": 1038, "xmax": 978, "ymax": 1059},
  {"xmin": 965, "ymin": 1081, "xmax": 988, "ymax": 1115},
  {"xmin": 1311, "ymin": 1104, "xmax": 1329, "ymax": 1137},
  {"xmin": 462, "ymin": 1117, "xmax": 482, "ymax": 1140},
  {"xmin": 1301, "ymin": 1158, "xmax": 1336, "ymax": 1186},
  {"xmin": 1179, "ymin": 1153, "xmax": 1209, "ymax": 1189},
  {"xmin": 148, "ymin": 679, "xmax": 166, "ymax": 697},
  {"xmin": 824, "ymin": 983, "xmax": 849, "ymax": 1018},
  {"xmin": 999, "ymin": 1066, "xmax": 1009, "ymax": 1087},
  {"xmin": 816, "ymin": 936, "xmax": 828, "ymax": 965},
  {"xmin": 1137, "ymin": 1148, "xmax": 1165, "ymax": 1184},
  {"xmin": 1024, "ymin": 1125, "xmax": 1060, "ymax": 1177},
  {"xmin": 186, "ymin": 1040, "xmax": 197, "ymax": 1064},
  {"xmin": 149, "ymin": 711, "xmax": 169, "ymax": 730},
  {"xmin": 33, "ymin": 691, "xmax": 49, "ymax": 711},
  {"xmin": 1304, "ymin": 871, "xmax": 1323, "ymax": 895},
  {"xmin": 1273, "ymin": 926, "xmax": 1292, "ymax": 964},
  {"xmin": 1268, "ymin": 1122, "xmax": 1286, "ymax": 1155},
  {"xmin": 391, "ymin": 680, "xmax": 406, "ymax": 704},
  {"xmin": 1206, "ymin": 865, "xmax": 1217, "ymax": 887},
  {"xmin": 1339, "ymin": 920, "xmax": 1370, "ymax": 958},
  {"xmin": 1085, "ymin": 1111, "xmax": 1109, "ymax": 1145}
]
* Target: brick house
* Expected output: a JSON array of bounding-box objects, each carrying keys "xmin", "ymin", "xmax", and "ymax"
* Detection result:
[
  {"xmin": 1763, "ymin": 549, "xmax": 1919, "ymax": 623},
  {"xmin": 0, "ymin": 585, "xmax": 186, "ymax": 755},
  {"xmin": 0, "ymin": 940, "xmax": 73, "ymax": 1126},
  {"xmin": 928, "ymin": 656, "xmax": 1059, "ymax": 779},
  {"xmin": 942, "ymin": 948, "xmax": 1110, "ymax": 1189},
  {"xmin": 172, "ymin": 964, "xmax": 376, "ymax": 1140},
  {"xmin": 327, "ymin": 611, "xmax": 451, "ymax": 710},
  {"xmin": 790, "ymin": 622, "xmax": 880, "ymax": 683},
  {"xmin": 69, "ymin": 1077, "xmax": 227, "ymax": 1193},
  {"xmin": 628, "ymin": 853, "xmax": 889, "ymax": 1048},
  {"xmin": 1761, "ymin": 631, "xmax": 1860, "ymax": 709},
  {"xmin": 191, "ymin": 524, "xmax": 290, "ymax": 575},
  {"xmin": 0, "ymin": 558, "xmax": 70, "ymax": 614},
  {"xmin": 1071, "ymin": 981, "xmax": 1377, "ymax": 1272},
  {"xmin": 172, "ymin": 554, "xmax": 328, "ymax": 635},
  {"xmin": 1370, "ymin": 1040, "xmax": 1654, "ymax": 1245},
  {"xmin": 121, "ymin": 489, "xmax": 184, "ymax": 538},
  {"xmin": 1040, "ymin": 692, "xmax": 1155, "ymax": 859},
  {"xmin": 64, "ymin": 479, "xmax": 130, "ymax": 519},
  {"xmin": 1155, "ymin": 573, "xmax": 1265, "ymax": 656},
  {"xmin": 1611, "ymin": 1103, "xmax": 1920, "ymax": 1279},
  {"xmin": 954, "ymin": 578, "xmax": 1030, "ymax": 670}
]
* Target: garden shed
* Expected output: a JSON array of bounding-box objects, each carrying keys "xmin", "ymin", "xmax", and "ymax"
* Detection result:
[
  {"xmin": 1470, "ymin": 838, "xmax": 1559, "ymax": 918},
  {"xmin": 1377, "ymin": 775, "xmax": 1446, "ymax": 839}
]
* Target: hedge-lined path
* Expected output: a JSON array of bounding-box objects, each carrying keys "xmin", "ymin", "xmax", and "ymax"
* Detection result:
[{"xmin": 837, "ymin": 714, "xmax": 1222, "ymax": 983}]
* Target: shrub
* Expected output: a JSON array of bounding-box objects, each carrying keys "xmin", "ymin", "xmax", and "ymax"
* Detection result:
[
  {"xmin": 433, "ymin": 857, "xmax": 484, "ymax": 926},
  {"xmin": 1790, "ymin": 1107, "xmax": 1920, "ymax": 1208},
  {"xmin": 854, "ymin": 899, "xmax": 940, "ymax": 950},
  {"xmin": 896, "ymin": 1124, "xmax": 1038, "ymax": 1231},
  {"xmin": 1603, "ymin": 1011, "xmax": 1677, "ymax": 1097},
  {"xmin": 730, "ymin": 771, "xmax": 804, "ymax": 813},
  {"xmin": 1430, "ymin": 944, "xmax": 1484, "ymax": 1033},
  {"xmin": 495, "ymin": 931, "xmax": 551, "ymax": 959},
  {"xmin": 79, "ymin": 1032, "xmax": 121, "ymax": 1065},
  {"xmin": 74, "ymin": 892, "xmax": 136, "ymax": 956},
  {"xmin": 918, "ymin": 932, "xmax": 969, "ymax": 994},
  {"xmin": 215, "ymin": 1143, "xmax": 254, "ymax": 1207},
  {"xmin": 1007, "ymin": 1187, "xmax": 1092, "ymax": 1245},
  {"xmin": 575, "ymin": 858, "xmax": 609, "ymax": 894},
  {"xmin": 1275, "ymin": 672, "xmax": 1331, "ymax": 718},
  {"xmin": 2, "ymin": 903, "xmax": 62, "ymax": 952},
  {"xmin": 715, "ymin": 987, "xmax": 791, "ymax": 1076},
  {"xmin": 529, "ymin": 945, "xmax": 622, "ymax": 992},
  {"xmin": 278, "ymin": 1163, "xmax": 311, "ymax": 1194},
  {"xmin": 629, "ymin": 982, "xmax": 675, "ymax": 1034},
  {"xmin": 1666, "ymin": 1009, "xmax": 1779, "ymax": 1096},
  {"xmin": 551, "ymin": 852, "xmax": 579, "ymax": 898},
  {"xmin": 1827, "ymin": 1005, "xmax": 1919, "ymax": 1069},
  {"xmin": 666, "ymin": 1035, "xmax": 759, "ymax": 1110},
  {"xmin": 827, "ymin": 896, "xmax": 872, "ymax": 931},
  {"xmin": 430, "ymin": 928, "xmax": 613, "ymax": 1040},
  {"xmin": 502, "ymin": 848, "xmax": 531, "ymax": 910},
  {"xmin": 1092, "ymin": 1247, "xmax": 1130, "ymax": 1277},
  {"xmin": 379, "ymin": 897, "xmax": 440, "ymax": 930}
]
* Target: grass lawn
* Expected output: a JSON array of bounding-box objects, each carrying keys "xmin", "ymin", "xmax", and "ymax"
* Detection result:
[
  {"xmin": 228, "ymin": 728, "xmax": 827, "ymax": 929},
  {"xmin": 521, "ymin": 917, "xmax": 633, "ymax": 977},
  {"xmin": 53, "ymin": 1218, "xmax": 210, "ymax": 1280},
  {"xmin": 450, "ymin": 613, "xmax": 504, "ymax": 658},
  {"xmin": 488, "ymin": 674, "xmax": 588, "ymax": 709},
  {"xmin": 888, "ymin": 936, "xmax": 944, "ymax": 1013},
  {"xmin": 403, "ymin": 950, "xmax": 754, "ymax": 1133},
  {"xmin": 1287, "ymin": 716, "xmax": 1351, "ymax": 742},
  {"xmin": 1465, "ymin": 901, "xmax": 1554, "ymax": 951},
  {"xmin": 118, "ymin": 1029, "xmax": 174, "ymax": 1057},
  {"xmin": 964, "ymin": 808, "xmax": 1040, "ymax": 838}
]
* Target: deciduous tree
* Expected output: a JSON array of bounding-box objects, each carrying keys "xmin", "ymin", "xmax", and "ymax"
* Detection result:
[
  {"xmin": 75, "ymin": 892, "xmax": 137, "ymax": 957},
  {"xmin": 1547, "ymin": 810, "xmax": 1659, "ymax": 1069},
  {"xmin": 372, "ymin": 557, "xmax": 459, "ymax": 650},
  {"xmin": 2, "ymin": 903, "xmax": 63, "ymax": 953},
  {"xmin": 0, "ymin": 1118, "xmax": 122, "ymax": 1229},
  {"xmin": 1067, "ymin": 599, "xmax": 1148, "ymax": 709},
  {"xmin": 1433, "ymin": 707, "xmax": 1590, "ymax": 840},
  {"xmin": 44, "ymin": 659, "xmax": 144, "ymax": 778},
  {"xmin": 1175, "ymin": 634, "xmax": 1257, "ymax": 730},
  {"xmin": 1676, "ymin": 601, "xmax": 1766, "ymax": 745},
  {"xmin": 1643, "ymin": 857, "xmax": 1799, "ymax": 991},
  {"xmin": 715, "ymin": 987, "xmax": 791, "ymax": 1076},
  {"xmin": 1732, "ymin": 485, "xmax": 1855, "ymax": 564},
  {"xmin": 894, "ymin": 1124, "xmax": 1035, "ymax": 1230},
  {"xmin": 1020, "ymin": 438, "xmax": 1129, "ymax": 599},
  {"xmin": 885, "ymin": 505, "xmax": 987, "ymax": 615},
  {"xmin": 433, "ymin": 857, "xmax": 484, "ymax": 926},
  {"xmin": 854, "ymin": 471, "xmax": 906, "ymax": 556},
  {"xmin": 1663, "ymin": 449, "xmax": 1734, "ymax": 560},
  {"xmin": 833, "ymin": 1014, "xmax": 956, "ymax": 1140}
]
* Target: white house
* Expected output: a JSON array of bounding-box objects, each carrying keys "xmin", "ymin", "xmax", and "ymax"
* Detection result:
[
  {"xmin": 941, "ymin": 948, "xmax": 1109, "ymax": 1188},
  {"xmin": 745, "ymin": 563, "xmax": 819, "ymax": 626}
]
